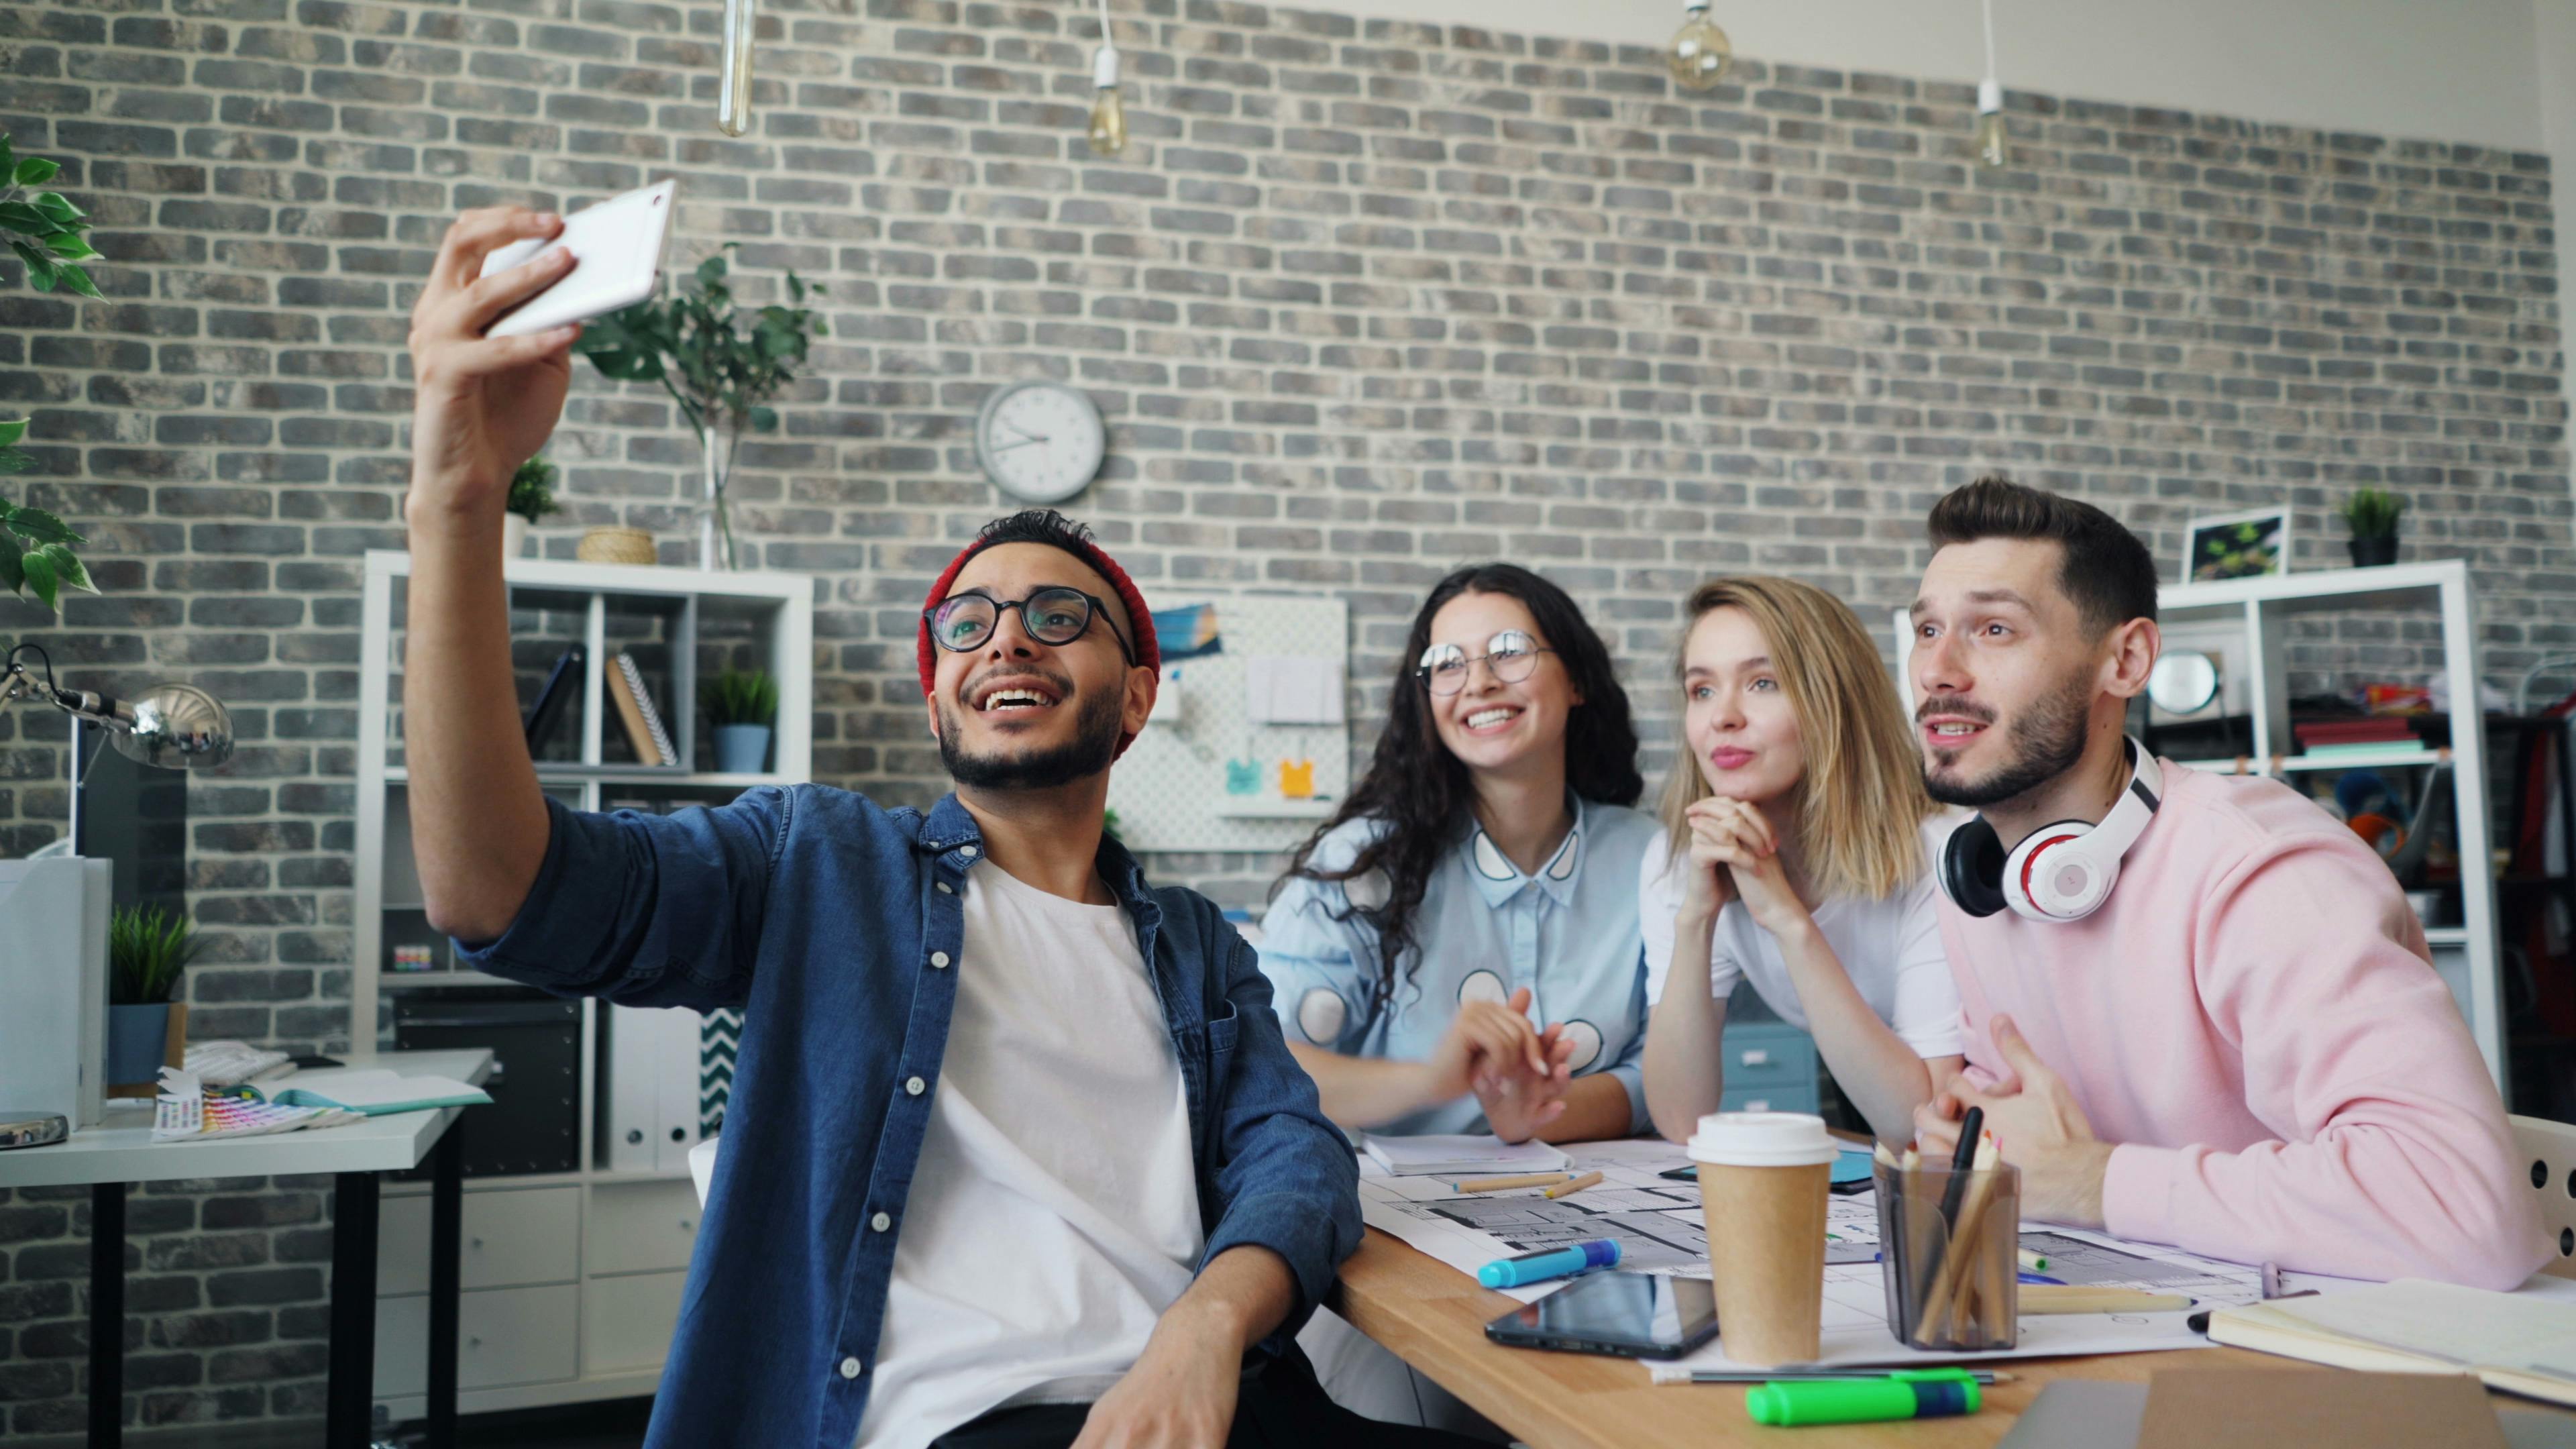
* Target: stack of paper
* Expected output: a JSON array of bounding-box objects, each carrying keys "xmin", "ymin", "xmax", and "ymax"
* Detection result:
[
  {"xmin": 2208, "ymin": 1278, "xmax": 2576, "ymax": 1407},
  {"xmin": 1360, "ymin": 1133, "xmax": 1568, "ymax": 1177}
]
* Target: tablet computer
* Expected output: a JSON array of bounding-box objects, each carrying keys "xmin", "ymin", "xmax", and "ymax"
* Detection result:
[
  {"xmin": 480, "ymin": 180, "xmax": 674, "ymax": 338},
  {"xmin": 1483, "ymin": 1271, "xmax": 1720, "ymax": 1360}
]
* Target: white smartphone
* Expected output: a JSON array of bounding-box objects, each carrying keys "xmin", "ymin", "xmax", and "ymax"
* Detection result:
[{"xmin": 479, "ymin": 179, "xmax": 675, "ymax": 338}]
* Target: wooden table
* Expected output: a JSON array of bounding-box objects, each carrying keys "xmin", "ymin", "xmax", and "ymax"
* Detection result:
[{"xmin": 1335, "ymin": 1227, "xmax": 2335, "ymax": 1447}]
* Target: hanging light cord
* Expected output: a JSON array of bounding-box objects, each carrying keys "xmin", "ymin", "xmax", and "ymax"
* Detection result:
[
  {"xmin": 1980, "ymin": 0, "xmax": 1998, "ymax": 83},
  {"xmin": 1097, "ymin": 0, "xmax": 1114, "ymax": 53}
]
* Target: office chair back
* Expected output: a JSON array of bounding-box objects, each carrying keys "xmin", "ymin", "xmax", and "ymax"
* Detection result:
[{"xmin": 2510, "ymin": 1114, "xmax": 2576, "ymax": 1280}]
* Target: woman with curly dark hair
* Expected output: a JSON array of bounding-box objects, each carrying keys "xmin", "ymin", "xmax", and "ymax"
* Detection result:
[{"xmin": 1260, "ymin": 564, "xmax": 1654, "ymax": 1148}]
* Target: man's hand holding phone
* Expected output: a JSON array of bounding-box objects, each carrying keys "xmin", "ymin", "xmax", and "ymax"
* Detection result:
[{"xmin": 405, "ymin": 207, "xmax": 585, "ymax": 542}]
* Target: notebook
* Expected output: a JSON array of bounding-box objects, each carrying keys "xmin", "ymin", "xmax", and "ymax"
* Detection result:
[
  {"xmin": 258, "ymin": 1068, "xmax": 492, "ymax": 1117},
  {"xmin": 1360, "ymin": 1133, "xmax": 1568, "ymax": 1178},
  {"xmin": 2206, "ymin": 1279, "xmax": 2576, "ymax": 1408}
]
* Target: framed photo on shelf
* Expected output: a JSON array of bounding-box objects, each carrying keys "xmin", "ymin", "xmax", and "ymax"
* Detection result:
[{"xmin": 2182, "ymin": 507, "xmax": 2291, "ymax": 583}]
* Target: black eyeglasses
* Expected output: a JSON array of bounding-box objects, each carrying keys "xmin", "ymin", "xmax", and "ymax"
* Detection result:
[
  {"xmin": 1416, "ymin": 630, "xmax": 1552, "ymax": 696},
  {"xmin": 924, "ymin": 587, "xmax": 1135, "ymax": 663}
]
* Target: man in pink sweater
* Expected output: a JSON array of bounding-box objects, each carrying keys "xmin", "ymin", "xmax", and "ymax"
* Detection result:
[{"xmin": 1907, "ymin": 478, "xmax": 2543, "ymax": 1289}]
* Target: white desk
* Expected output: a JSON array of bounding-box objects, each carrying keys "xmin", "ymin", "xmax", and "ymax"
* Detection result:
[{"xmin": 0, "ymin": 1049, "xmax": 493, "ymax": 1449}]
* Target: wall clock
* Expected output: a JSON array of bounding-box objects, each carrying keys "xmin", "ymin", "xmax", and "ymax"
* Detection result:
[{"xmin": 973, "ymin": 381, "xmax": 1107, "ymax": 505}]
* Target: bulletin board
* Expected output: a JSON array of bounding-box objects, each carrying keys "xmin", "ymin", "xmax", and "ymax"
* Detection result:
[{"xmin": 1108, "ymin": 594, "xmax": 1352, "ymax": 853}]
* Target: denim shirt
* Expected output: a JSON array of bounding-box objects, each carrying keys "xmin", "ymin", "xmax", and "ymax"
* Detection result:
[{"xmin": 453, "ymin": 786, "xmax": 1359, "ymax": 1449}]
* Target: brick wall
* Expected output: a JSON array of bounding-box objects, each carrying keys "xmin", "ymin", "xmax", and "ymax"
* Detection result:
[{"xmin": 1, "ymin": 0, "xmax": 2569, "ymax": 1432}]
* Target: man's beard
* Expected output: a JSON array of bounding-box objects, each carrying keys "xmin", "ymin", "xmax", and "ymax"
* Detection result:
[
  {"xmin": 1921, "ymin": 668, "xmax": 2092, "ymax": 810},
  {"xmin": 938, "ymin": 684, "xmax": 1124, "ymax": 791}
]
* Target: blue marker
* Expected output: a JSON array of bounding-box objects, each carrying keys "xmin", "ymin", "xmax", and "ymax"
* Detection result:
[{"xmin": 1477, "ymin": 1238, "xmax": 1621, "ymax": 1289}]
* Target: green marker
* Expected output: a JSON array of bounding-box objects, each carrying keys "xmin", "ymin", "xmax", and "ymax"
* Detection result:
[{"xmin": 1745, "ymin": 1368, "xmax": 1982, "ymax": 1427}]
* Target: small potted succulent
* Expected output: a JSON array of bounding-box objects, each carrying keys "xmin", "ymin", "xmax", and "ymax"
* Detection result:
[
  {"xmin": 2341, "ymin": 488, "xmax": 2406, "ymax": 568},
  {"xmin": 107, "ymin": 904, "xmax": 201, "ymax": 1086},
  {"xmin": 702, "ymin": 667, "xmax": 778, "ymax": 774},
  {"xmin": 504, "ymin": 454, "xmax": 561, "ymax": 559}
]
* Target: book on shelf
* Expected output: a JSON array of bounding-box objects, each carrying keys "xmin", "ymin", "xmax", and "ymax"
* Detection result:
[
  {"xmin": 524, "ymin": 644, "xmax": 584, "ymax": 754},
  {"xmin": 606, "ymin": 651, "xmax": 677, "ymax": 767}
]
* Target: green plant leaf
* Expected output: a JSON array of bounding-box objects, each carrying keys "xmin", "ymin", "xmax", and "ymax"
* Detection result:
[
  {"xmin": 8, "ymin": 239, "xmax": 58, "ymax": 291},
  {"xmin": 0, "ymin": 136, "xmax": 15, "ymax": 190},
  {"xmin": 0, "ymin": 445, "xmax": 33, "ymax": 474},
  {"xmin": 0, "ymin": 201, "xmax": 60, "ymax": 235},
  {"xmin": 28, "ymin": 191, "xmax": 85, "ymax": 225},
  {"xmin": 5, "ymin": 504, "xmax": 80, "ymax": 545},
  {"xmin": 38, "ymin": 543, "xmax": 93, "ymax": 595},
  {"xmin": 749, "ymin": 405, "xmax": 777, "ymax": 431},
  {"xmin": 0, "ymin": 527, "xmax": 23, "ymax": 595},
  {"xmin": 19, "ymin": 545, "xmax": 56, "ymax": 612},
  {"xmin": 0, "ymin": 418, "xmax": 25, "ymax": 448},
  {"xmin": 44, "ymin": 232, "xmax": 95, "ymax": 260},
  {"xmin": 53, "ymin": 261, "xmax": 98, "ymax": 298},
  {"xmin": 14, "ymin": 156, "xmax": 58, "ymax": 186}
]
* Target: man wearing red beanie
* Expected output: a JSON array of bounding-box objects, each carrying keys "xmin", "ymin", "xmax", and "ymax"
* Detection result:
[{"xmin": 398, "ymin": 208, "xmax": 1478, "ymax": 1449}]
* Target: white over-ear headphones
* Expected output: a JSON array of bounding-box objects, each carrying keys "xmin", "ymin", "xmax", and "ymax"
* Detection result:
[{"xmin": 1939, "ymin": 737, "xmax": 2164, "ymax": 923}]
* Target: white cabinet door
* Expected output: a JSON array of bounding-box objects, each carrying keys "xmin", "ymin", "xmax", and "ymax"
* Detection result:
[
  {"xmin": 374, "ymin": 1284, "xmax": 580, "ymax": 1397},
  {"xmin": 582, "ymin": 1270, "xmax": 687, "ymax": 1375},
  {"xmin": 588, "ymin": 1179, "xmax": 702, "ymax": 1276},
  {"xmin": 377, "ymin": 1186, "xmax": 580, "ymax": 1295}
]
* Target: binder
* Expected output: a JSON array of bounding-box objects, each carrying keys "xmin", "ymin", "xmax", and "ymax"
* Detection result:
[{"xmin": 606, "ymin": 1003, "xmax": 704, "ymax": 1173}]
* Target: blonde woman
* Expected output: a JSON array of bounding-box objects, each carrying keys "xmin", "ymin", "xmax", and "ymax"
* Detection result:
[{"xmin": 1639, "ymin": 577, "xmax": 1966, "ymax": 1146}]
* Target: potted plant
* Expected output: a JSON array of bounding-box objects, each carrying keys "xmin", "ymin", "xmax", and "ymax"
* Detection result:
[
  {"xmin": 504, "ymin": 454, "xmax": 561, "ymax": 559},
  {"xmin": 576, "ymin": 246, "xmax": 826, "ymax": 571},
  {"xmin": 702, "ymin": 667, "xmax": 779, "ymax": 773},
  {"xmin": 1, "ymin": 131, "xmax": 98, "ymax": 614},
  {"xmin": 2341, "ymin": 488, "xmax": 2406, "ymax": 568},
  {"xmin": 107, "ymin": 904, "xmax": 201, "ymax": 1086}
]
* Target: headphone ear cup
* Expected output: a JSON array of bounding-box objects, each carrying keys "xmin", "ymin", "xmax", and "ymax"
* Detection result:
[
  {"xmin": 2002, "ymin": 822, "xmax": 2100, "ymax": 922},
  {"xmin": 1941, "ymin": 818, "xmax": 2009, "ymax": 918}
]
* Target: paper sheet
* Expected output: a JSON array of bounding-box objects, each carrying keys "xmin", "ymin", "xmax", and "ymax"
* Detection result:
[{"xmin": 1358, "ymin": 1138, "xmax": 2357, "ymax": 1372}]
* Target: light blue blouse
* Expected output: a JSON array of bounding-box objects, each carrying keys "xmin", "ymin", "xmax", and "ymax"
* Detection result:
[{"xmin": 1257, "ymin": 796, "xmax": 1657, "ymax": 1137}]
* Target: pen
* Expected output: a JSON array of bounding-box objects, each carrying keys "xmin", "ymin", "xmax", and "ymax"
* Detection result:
[
  {"xmin": 1745, "ymin": 1368, "xmax": 1983, "ymax": 1426},
  {"xmin": 2017, "ymin": 1248, "xmax": 2049, "ymax": 1273},
  {"xmin": 1936, "ymin": 1106, "xmax": 1984, "ymax": 1229},
  {"xmin": 1451, "ymin": 1171, "xmax": 1572, "ymax": 1193},
  {"xmin": 1543, "ymin": 1170, "xmax": 1604, "ymax": 1199},
  {"xmin": 1651, "ymin": 1366, "xmax": 2012, "ymax": 1386},
  {"xmin": 1476, "ymin": 1238, "xmax": 1621, "ymax": 1289},
  {"xmin": 2018, "ymin": 1272, "xmax": 2064, "ymax": 1285}
]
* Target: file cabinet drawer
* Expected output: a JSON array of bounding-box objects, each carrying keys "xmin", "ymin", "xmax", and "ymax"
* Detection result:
[
  {"xmin": 589, "ymin": 1179, "xmax": 703, "ymax": 1276},
  {"xmin": 1721, "ymin": 1083, "xmax": 1819, "ymax": 1116},
  {"xmin": 377, "ymin": 1185, "xmax": 579, "ymax": 1295},
  {"xmin": 374, "ymin": 1283, "xmax": 578, "ymax": 1397},
  {"xmin": 583, "ymin": 1269, "xmax": 687, "ymax": 1375},
  {"xmin": 1721, "ymin": 1026, "xmax": 1816, "ymax": 1092}
]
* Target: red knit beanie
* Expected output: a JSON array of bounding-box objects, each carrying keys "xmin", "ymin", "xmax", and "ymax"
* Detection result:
[{"xmin": 918, "ymin": 517, "xmax": 1160, "ymax": 759}]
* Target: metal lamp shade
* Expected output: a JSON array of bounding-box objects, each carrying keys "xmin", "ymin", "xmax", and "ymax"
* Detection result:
[{"xmin": 115, "ymin": 682, "xmax": 234, "ymax": 770}]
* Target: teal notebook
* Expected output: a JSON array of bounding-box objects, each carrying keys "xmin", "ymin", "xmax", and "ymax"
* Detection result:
[{"xmin": 255, "ymin": 1069, "xmax": 491, "ymax": 1117}]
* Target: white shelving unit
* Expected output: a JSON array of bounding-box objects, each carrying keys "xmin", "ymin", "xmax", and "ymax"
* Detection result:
[
  {"xmin": 1896, "ymin": 559, "xmax": 2506, "ymax": 1087},
  {"xmin": 352, "ymin": 549, "xmax": 813, "ymax": 1422}
]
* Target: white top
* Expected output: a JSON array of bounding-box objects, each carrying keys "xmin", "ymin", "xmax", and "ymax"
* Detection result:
[
  {"xmin": 1638, "ymin": 813, "xmax": 1967, "ymax": 1060},
  {"xmin": 857, "ymin": 865, "xmax": 1205, "ymax": 1449}
]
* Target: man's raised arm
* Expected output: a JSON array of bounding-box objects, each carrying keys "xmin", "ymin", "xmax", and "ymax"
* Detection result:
[{"xmin": 402, "ymin": 207, "xmax": 585, "ymax": 943}]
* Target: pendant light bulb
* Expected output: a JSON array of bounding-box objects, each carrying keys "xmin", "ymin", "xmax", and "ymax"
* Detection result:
[
  {"xmin": 1666, "ymin": 0, "xmax": 1731, "ymax": 93},
  {"xmin": 716, "ymin": 0, "xmax": 757, "ymax": 137},
  {"xmin": 1976, "ymin": 77, "xmax": 2006, "ymax": 168},
  {"xmin": 1087, "ymin": 44, "xmax": 1126, "ymax": 156}
]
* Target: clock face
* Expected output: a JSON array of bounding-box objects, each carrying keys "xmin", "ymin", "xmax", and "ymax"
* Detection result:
[{"xmin": 973, "ymin": 382, "xmax": 1107, "ymax": 505}]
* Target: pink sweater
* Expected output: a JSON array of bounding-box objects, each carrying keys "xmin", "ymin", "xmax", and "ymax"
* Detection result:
[{"xmin": 1938, "ymin": 761, "xmax": 2544, "ymax": 1289}]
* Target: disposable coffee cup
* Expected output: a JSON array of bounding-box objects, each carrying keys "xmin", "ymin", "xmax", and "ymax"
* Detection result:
[{"xmin": 1688, "ymin": 1112, "xmax": 1837, "ymax": 1366}]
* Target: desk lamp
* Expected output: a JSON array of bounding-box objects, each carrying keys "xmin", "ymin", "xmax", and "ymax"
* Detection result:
[{"xmin": 1, "ymin": 643, "xmax": 233, "ymax": 1148}]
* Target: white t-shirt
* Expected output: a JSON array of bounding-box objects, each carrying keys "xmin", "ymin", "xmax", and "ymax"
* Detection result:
[
  {"xmin": 1638, "ymin": 813, "xmax": 1967, "ymax": 1059},
  {"xmin": 855, "ymin": 864, "xmax": 1205, "ymax": 1449}
]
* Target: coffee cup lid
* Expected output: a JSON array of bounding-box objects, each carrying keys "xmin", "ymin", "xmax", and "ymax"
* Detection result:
[{"xmin": 1686, "ymin": 1111, "xmax": 1838, "ymax": 1167}]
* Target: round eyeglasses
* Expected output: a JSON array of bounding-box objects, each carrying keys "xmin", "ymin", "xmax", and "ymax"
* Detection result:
[
  {"xmin": 1416, "ymin": 630, "xmax": 1552, "ymax": 696},
  {"xmin": 924, "ymin": 586, "xmax": 1135, "ymax": 663}
]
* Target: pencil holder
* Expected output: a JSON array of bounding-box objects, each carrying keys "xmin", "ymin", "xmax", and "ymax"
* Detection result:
[{"xmin": 1874, "ymin": 1161, "xmax": 2018, "ymax": 1351}]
